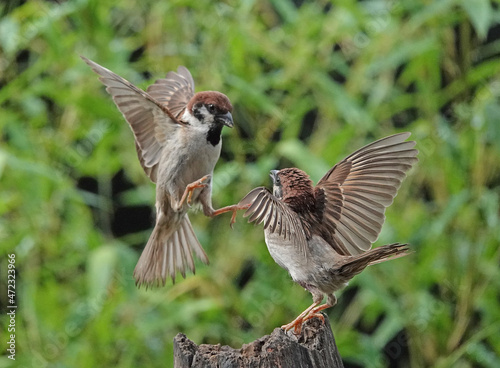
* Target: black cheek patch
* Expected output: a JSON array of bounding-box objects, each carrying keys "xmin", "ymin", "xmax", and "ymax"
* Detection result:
[
  {"xmin": 193, "ymin": 105, "xmax": 204, "ymax": 122},
  {"xmin": 206, "ymin": 124, "xmax": 222, "ymax": 146}
]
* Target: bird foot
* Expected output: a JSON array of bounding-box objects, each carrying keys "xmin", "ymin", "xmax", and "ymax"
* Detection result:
[
  {"xmin": 300, "ymin": 303, "xmax": 332, "ymax": 326},
  {"xmin": 281, "ymin": 313, "xmax": 327, "ymax": 335},
  {"xmin": 301, "ymin": 312, "xmax": 325, "ymax": 324},
  {"xmin": 282, "ymin": 312, "xmax": 328, "ymax": 335},
  {"xmin": 209, "ymin": 203, "xmax": 251, "ymax": 228},
  {"xmin": 281, "ymin": 302, "xmax": 320, "ymax": 335},
  {"xmin": 178, "ymin": 175, "xmax": 211, "ymax": 209},
  {"xmin": 281, "ymin": 302, "xmax": 332, "ymax": 335},
  {"xmin": 281, "ymin": 317, "xmax": 306, "ymax": 335}
]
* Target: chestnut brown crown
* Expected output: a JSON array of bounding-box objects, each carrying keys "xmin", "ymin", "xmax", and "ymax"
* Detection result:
[{"xmin": 188, "ymin": 91, "xmax": 233, "ymax": 114}]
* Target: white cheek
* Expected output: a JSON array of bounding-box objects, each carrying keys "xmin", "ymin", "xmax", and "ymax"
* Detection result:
[
  {"xmin": 182, "ymin": 106, "xmax": 214, "ymax": 126},
  {"xmin": 181, "ymin": 110, "xmax": 197, "ymax": 125}
]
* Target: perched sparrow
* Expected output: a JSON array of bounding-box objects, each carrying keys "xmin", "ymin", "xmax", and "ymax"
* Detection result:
[
  {"xmin": 82, "ymin": 57, "xmax": 242, "ymax": 287},
  {"xmin": 238, "ymin": 133, "xmax": 418, "ymax": 333}
]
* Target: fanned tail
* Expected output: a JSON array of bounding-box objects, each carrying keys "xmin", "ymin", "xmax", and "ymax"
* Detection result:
[
  {"xmin": 338, "ymin": 243, "xmax": 411, "ymax": 276},
  {"xmin": 133, "ymin": 215, "xmax": 209, "ymax": 288}
]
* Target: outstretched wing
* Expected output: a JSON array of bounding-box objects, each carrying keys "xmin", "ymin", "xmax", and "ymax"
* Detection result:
[
  {"xmin": 146, "ymin": 66, "xmax": 195, "ymax": 118},
  {"xmin": 315, "ymin": 133, "xmax": 418, "ymax": 256},
  {"xmin": 238, "ymin": 187, "xmax": 310, "ymax": 255},
  {"xmin": 82, "ymin": 56, "xmax": 185, "ymax": 182}
]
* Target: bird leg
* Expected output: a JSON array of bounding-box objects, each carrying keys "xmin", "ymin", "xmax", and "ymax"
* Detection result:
[
  {"xmin": 301, "ymin": 303, "xmax": 332, "ymax": 324},
  {"xmin": 178, "ymin": 175, "xmax": 211, "ymax": 208},
  {"xmin": 281, "ymin": 301, "xmax": 320, "ymax": 334},
  {"xmin": 209, "ymin": 203, "xmax": 251, "ymax": 227},
  {"xmin": 301, "ymin": 294, "xmax": 337, "ymax": 325}
]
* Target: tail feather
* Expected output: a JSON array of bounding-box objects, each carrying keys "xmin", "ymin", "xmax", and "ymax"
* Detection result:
[
  {"xmin": 133, "ymin": 215, "xmax": 208, "ymax": 288},
  {"xmin": 339, "ymin": 243, "xmax": 411, "ymax": 276},
  {"xmin": 182, "ymin": 216, "xmax": 209, "ymax": 264},
  {"xmin": 178, "ymin": 219, "xmax": 195, "ymax": 274},
  {"xmin": 174, "ymin": 230, "xmax": 186, "ymax": 279},
  {"xmin": 167, "ymin": 232, "xmax": 175, "ymax": 281},
  {"xmin": 367, "ymin": 243, "xmax": 412, "ymax": 266}
]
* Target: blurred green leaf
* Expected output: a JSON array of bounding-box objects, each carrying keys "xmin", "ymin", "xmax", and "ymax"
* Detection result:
[
  {"xmin": 276, "ymin": 139, "xmax": 329, "ymax": 180},
  {"xmin": 87, "ymin": 245, "xmax": 118, "ymax": 304},
  {"xmin": 460, "ymin": 0, "xmax": 492, "ymax": 39}
]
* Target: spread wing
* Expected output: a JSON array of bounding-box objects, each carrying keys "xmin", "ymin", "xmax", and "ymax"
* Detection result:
[
  {"xmin": 238, "ymin": 187, "xmax": 310, "ymax": 255},
  {"xmin": 315, "ymin": 132, "xmax": 418, "ymax": 256},
  {"xmin": 81, "ymin": 56, "xmax": 185, "ymax": 182},
  {"xmin": 146, "ymin": 66, "xmax": 195, "ymax": 118}
]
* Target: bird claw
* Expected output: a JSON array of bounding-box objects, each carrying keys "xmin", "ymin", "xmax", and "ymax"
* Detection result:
[
  {"xmin": 281, "ymin": 312, "xmax": 326, "ymax": 335},
  {"xmin": 281, "ymin": 311, "xmax": 310, "ymax": 335},
  {"xmin": 227, "ymin": 203, "xmax": 251, "ymax": 228},
  {"xmin": 209, "ymin": 203, "xmax": 251, "ymax": 228},
  {"xmin": 229, "ymin": 209, "xmax": 239, "ymax": 229},
  {"xmin": 179, "ymin": 175, "xmax": 211, "ymax": 208},
  {"xmin": 281, "ymin": 319, "xmax": 304, "ymax": 335},
  {"xmin": 302, "ymin": 312, "xmax": 325, "ymax": 324},
  {"xmin": 280, "ymin": 300, "xmax": 332, "ymax": 335},
  {"xmin": 186, "ymin": 186, "xmax": 198, "ymax": 206}
]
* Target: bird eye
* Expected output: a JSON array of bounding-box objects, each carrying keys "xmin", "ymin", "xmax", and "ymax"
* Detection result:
[{"xmin": 207, "ymin": 104, "xmax": 216, "ymax": 113}]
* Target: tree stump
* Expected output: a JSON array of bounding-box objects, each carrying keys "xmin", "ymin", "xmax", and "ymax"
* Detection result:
[{"xmin": 173, "ymin": 314, "xmax": 344, "ymax": 368}]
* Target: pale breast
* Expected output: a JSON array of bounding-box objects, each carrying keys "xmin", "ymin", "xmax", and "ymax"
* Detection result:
[
  {"xmin": 264, "ymin": 231, "xmax": 349, "ymax": 294},
  {"xmin": 156, "ymin": 126, "xmax": 222, "ymax": 203}
]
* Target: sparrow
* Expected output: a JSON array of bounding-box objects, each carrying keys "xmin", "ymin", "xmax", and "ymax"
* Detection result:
[
  {"xmin": 82, "ymin": 56, "xmax": 243, "ymax": 287},
  {"xmin": 237, "ymin": 133, "xmax": 418, "ymax": 333}
]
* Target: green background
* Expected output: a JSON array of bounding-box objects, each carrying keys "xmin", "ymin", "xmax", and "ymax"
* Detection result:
[{"xmin": 1, "ymin": 0, "xmax": 500, "ymax": 367}]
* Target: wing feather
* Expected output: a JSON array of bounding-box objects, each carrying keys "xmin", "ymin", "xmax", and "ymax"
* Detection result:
[
  {"xmin": 238, "ymin": 187, "xmax": 309, "ymax": 255},
  {"xmin": 316, "ymin": 133, "xmax": 418, "ymax": 255},
  {"xmin": 81, "ymin": 56, "xmax": 186, "ymax": 182},
  {"xmin": 146, "ymin": 66, "xmax": 195, "ymax": 118}
]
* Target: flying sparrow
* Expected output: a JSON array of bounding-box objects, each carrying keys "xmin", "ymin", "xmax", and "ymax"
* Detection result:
[
  {"xmin": 237, "ymin": 133, "xmax": 418, "ymax": 333},
  {"xmin": 82, "ymin": 57, "xmax": 242, "ymax": 287}
]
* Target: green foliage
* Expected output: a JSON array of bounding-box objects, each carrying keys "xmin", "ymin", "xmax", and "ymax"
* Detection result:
[{"xmin": 1, "ymin": 0, "xmax": 499, "ymax": 367}]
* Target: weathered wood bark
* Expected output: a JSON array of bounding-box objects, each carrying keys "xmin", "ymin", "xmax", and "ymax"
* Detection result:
[{"xmin": 174, "ymin": 314, "xmax": 344, "ymax": 368}]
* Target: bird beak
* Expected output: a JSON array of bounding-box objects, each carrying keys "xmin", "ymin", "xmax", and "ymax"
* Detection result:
[
  {"xmin": 216, "ymin": 111, "xmax": 234, "ymax": 128},
  {"xmin": 270, "ymin": 170, "xmax": 279, "ymax": 182}
]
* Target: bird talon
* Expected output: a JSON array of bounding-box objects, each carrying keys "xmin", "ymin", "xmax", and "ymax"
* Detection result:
[
  {"xmin": 281, "ymin": 318, "xmax": 305, "ymax": 335},
  {"xmin": 199, "ymin": 175, "xmax": 211, "ymax": 184},
  {"xmin": 280, "ymin": 301, "xmax": 321, "ymax": 334},
  {"xmin": 229, "ymin": 210, "xmax": 238, "ymax": 229},
  {"xmin": 281, "ymin": 311, "xmax": 325, "ymax": 336},
  {"xmin": 179, "ymin": 175, "xmax": 211, "ymax": 208},
  {"xmin": 302, "ymin": 312, "xmax": 325, "ymax": 324},
  {"xmin": 186, "ymin": 189, "xmax": 195, "ymax": 206},
  {"xmin": 209, "ymin": 203, "xmax": 251, "ymax": 228}
]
